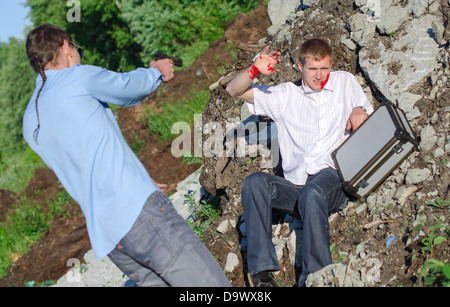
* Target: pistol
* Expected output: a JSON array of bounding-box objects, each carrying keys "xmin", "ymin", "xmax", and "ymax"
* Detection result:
[{"xmin": 153, "ymin": 51, "xmax": 183, "ymax": 67}]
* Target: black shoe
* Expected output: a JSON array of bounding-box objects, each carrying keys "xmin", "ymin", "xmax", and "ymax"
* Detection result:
[{"xmin": 250, "ymin": 271, "xmax": 279, "ymax": 287}]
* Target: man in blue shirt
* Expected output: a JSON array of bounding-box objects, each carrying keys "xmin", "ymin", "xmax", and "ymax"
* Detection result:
[{"xmin": 23, "ymin": 24, "xmax": 230, "ymax": 287}]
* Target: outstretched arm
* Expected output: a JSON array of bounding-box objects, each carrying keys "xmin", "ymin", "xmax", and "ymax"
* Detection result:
[
  {"xmin": 80, "ymin": 61, "xmax": 174, "ymax": 107},
  {"xmin": 226, "ymin": 46, "xmax": 280, "ymax": 103}
]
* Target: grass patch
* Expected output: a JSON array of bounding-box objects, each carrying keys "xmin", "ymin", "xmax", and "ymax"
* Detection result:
[
  {"xmin": 145, "ymin": 88, "xmax": 210, "ymax": 141},
  {"xmin": 0, "ymin": 189, "xmax": 73, "ymax": 279},
  {"xmin": 0, "ymin": 146, "xmax": 46, "ymax": 193}
]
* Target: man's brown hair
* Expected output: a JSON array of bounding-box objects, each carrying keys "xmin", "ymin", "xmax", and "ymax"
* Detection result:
[{"xmin": 299, "ymin": 38, "xmax": 333, "ymax": 65}]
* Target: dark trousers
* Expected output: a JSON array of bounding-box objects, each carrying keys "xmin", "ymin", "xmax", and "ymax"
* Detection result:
[{"xmin": 241, "ymin": 167, "xmax": 347, "ymax": 286}]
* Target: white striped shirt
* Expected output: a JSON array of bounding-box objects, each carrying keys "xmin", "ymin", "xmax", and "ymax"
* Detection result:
[{"xmin": 247, "ymin": 71, "xmax": 373, "ymax": 185}]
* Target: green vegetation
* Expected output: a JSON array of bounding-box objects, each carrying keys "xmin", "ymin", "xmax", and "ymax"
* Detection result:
[
  {"xmin": 0, "ymin": 190, "xmax": 74, "ymax": 279},
  {"xmin": 181, "ymin": 152, "xmax": 204, "ymax": 166},
  {"xmin": 121, "ymin": 0, "xmax": 259, "ymax": 68},
  {"xmin": 26, "ymin": 0, "xmax": 144, "ymax": 72},
  {"xmin": 129, "ymin": 130, "xmax": 146, "ymax": 157},
  {"xmin": 421, "ymin": 259, "xmax": 450, "ymax": 287},
  {"xmin": 0, "ymin": 39, "xmax": 40, "ymax": 193},
  {"xmin": 411, "ymin": 198, "xmax": 450, "ymax": 287},
  {"xmin": 145, "ymin": 88, "xmax": 210, "ymax": 141},
  {"xmin": 0, "ymin": 146, "xmax": 46, "ymax": 193},
  {"xmin": 427, "ymin": 198, "xmax": 450, "ymax": 209},
  {"xmin": 184, "ymin": 191, "xmax": 221, "ymax": 242}
]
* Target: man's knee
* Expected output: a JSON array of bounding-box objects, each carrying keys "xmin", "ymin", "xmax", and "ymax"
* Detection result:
[
  {"xmin": 297, "ymin": 180, "xmax": 346, "ymax": 216},
  {"xmin": 243, "ymin": 172, "xmax": 267, "ymax": 190},
  {"xmin": 297, "ymin": 184, "xmax": 327, "ymax": 213},
  {"xmin": 299, "ymin": 183, "xmax": 323, "ymax": 200}
]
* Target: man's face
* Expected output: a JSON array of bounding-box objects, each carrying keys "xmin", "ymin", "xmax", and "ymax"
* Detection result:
[{"xmin": 298, "ymin": 55, "xmax": 332, "ymax": 91}]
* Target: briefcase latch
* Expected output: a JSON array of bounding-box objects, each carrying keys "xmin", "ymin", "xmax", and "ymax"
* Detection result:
[
  {"xmin": 357, "ymin": 179, "xmax": 369, "ymax": 189},
  {"xmin": 392, "ymin": 144, "xmax": 404, "ymax": 154}
]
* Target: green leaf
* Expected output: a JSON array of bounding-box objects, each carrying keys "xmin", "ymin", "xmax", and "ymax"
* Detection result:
[
  {"xmin": 442, "ymin": 264, "xmax": 450, "ymax": 279},
  {"xmin": 433, "ymin": 236, "xmax": 447, "ymax": 246}
]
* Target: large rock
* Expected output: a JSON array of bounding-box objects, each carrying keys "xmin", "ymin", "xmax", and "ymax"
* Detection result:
[
  {"xmin": 348, "ymin": 13, "xmax": 376, "ymax": 47},
  {"xmin": 267, "ymin": 0, "xmax": 302, "ymax": 36},
  {"xmin": 407, "ymin": 0, "xmax": 439, "ymax": 17},
  {"xmin": 405, "ymin": 168, "xmax": 432, "ymax": 184},
  {"xmin": 419, "ymin": 125, "xmax": 437, "ymax": 152},
  {"xmin": 168, "ymin": 167, "xmax": 204, "ymax": 221},
  {"xmin": 359, "ymin": 14, "xmax": 443, "ymax": 102},
  {"xmin": 53, "ymin": 250, "xmax": 131, "ymax": 287},
  {"xmin": 376, "ymin": 4, "xmax": 411, "ymax": 35},
  {"xmin": 305, "ymin": 263, "xmax": 364, "ymax": 287}
]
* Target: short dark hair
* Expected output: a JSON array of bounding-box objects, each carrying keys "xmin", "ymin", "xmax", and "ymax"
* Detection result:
[{"xmin": 299, "ymin": 38, "xmax": 333, "ymax": 65}]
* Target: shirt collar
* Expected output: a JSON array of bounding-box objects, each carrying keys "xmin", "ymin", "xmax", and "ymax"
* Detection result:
[{"xmin": 300, "ymin": 72, "xmax": 334, "ymax": 94}]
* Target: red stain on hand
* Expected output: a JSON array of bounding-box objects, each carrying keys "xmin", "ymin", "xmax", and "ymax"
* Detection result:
[
  {"xmin": 267, "ymin": 64, "xmax": 276, "ymax": 72},
  {"xmin": 247, "ymin": 64, "xmax": 261, "ymax": 80}
]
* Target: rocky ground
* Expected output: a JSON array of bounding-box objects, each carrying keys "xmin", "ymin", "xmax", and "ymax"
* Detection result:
[
  {"xmin": 0, "ymin": 1, "xmax": 448, "ymax": 287},
  {"xmin": 199, "ymin": 0, "xmax": 449, "ymax": 287}
]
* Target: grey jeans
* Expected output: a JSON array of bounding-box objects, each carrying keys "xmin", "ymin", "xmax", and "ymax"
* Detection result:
[{"xmin": 108, "ymin": 191, "xmax": 231, "ymax": 287}]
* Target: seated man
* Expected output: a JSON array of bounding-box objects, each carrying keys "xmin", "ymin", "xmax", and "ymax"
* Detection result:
[{"xmin": 226, "ymin": 38, "xmax": 373, "ymax": 287}]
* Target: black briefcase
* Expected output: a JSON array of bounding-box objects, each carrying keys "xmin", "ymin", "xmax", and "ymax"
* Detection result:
[{"xmin": 332, "ymin": 101, "xmax": 419, "ymax": 199}]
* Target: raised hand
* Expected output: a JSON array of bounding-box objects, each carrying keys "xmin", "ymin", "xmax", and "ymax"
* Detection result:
[
  {"xmin": 226, "ymin": 46, "xmax": 281, "ymax": 102},
  {"xmin": 252, "ymin": 46, "xmax": 281, "ymax": 76}
]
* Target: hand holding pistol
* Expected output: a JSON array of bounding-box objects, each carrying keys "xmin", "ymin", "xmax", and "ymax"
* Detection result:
[{"xmin": 153, "ymin": 51, "xmax": 183, "ymax": 68}]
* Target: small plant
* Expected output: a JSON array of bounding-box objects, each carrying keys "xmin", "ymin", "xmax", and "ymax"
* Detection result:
[
  {"xmin": 420, "ymin": 218, "xmax": 448, "ymax": 256},
  {"xmin": 420, "ymin": 259, "xmax": 450, "ymax": 287},
  {"xmin": 181, "ymin": 152, "xmax": 204, "ymax": 166},
  {"xmin": 421, "ymin": 231, "xmax": 447, "ymax": 255},
  {"xmin": 427, "ymin": 198, "xmax": 450, "ymax": 209},
  {"xmin": 330, "ymin": 242, "xmax": 346, "ymax": 263},
  {"xmin": 185, "ymin": 192, "xmax": 221, "ymax": 241},
  {"xmin": 49, "ymin": 189, "xmax": 74, "ymax": 218}
]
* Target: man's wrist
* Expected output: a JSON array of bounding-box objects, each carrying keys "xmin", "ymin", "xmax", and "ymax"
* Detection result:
[
  {"xmin": 355, "ymin": 106, "xmax": 367, "ymax": 112},
  {"xmin": 247, "ymin": 64, "xmax": 261, "ymax": 80}
]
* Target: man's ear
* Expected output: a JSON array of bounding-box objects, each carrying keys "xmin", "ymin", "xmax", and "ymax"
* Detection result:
[
  {"xmin": 60, "ymin": 40, "xmax": 72, "ymax": 56},
  {"xmin": 297, "ymin": 61, "xmax": 303, "ymax": 73}
]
